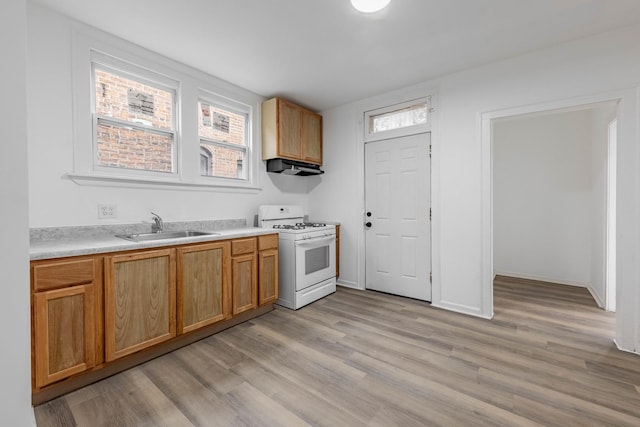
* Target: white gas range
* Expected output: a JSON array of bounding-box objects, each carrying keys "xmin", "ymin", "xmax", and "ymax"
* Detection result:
[{"xmin": 258, "ymin": 205, "xmax": 336, "ymax": 310}]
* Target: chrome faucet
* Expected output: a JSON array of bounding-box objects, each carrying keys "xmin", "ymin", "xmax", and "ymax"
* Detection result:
[{"xmin": 151, "ymin": 212, "xmax": 164, "ymax": 233}]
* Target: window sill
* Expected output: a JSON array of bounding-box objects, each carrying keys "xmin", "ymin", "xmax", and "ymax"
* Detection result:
[{"xmin": 66, "ymin": 172, "xmax": 262, "ymax": 193}]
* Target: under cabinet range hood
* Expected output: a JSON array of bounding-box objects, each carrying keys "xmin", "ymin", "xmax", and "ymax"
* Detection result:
[{"xmin": 266, "ymin": 158, "xmax": 324, "ymax": 176}]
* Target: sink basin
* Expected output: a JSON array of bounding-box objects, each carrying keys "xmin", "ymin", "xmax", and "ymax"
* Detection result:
[{"xmin": 116, "ymin": 230, "xmax": 219, "ymax": 242}]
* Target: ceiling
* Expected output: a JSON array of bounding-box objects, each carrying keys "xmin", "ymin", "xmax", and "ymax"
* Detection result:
[{"xmin": 31, "ymin": 0, "xmax": 640, "ymax": 111}]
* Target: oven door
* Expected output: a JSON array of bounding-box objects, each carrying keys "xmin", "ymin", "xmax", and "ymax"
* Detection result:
[{"xmin": 294, "ymin": 235, "xmax": 336, "ymax": 291}]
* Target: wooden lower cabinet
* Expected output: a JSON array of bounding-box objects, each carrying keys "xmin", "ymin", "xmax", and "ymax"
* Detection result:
[
  {"xmin": 231, "ymin": 238, "xmax": 258, "ymax": 315},
  {"xmin": 104, "ymin": 248, "xmax": 176, "ymax": 362},
  {"xmin": 258, "ymin": 234, "xmax": 279, "ymax": 305},
  {"xmin": 31, "ymin": 233, "xmax": 278, "ymax": 403},
  {"xmin": 33, "ymin": 284, "xmax": 95, "ymax": 389},
  {"xmin": 31, "ymin": 256, "xmax": 103, "ymax": 390},
  {"xmin": 177, "ymin": 241, "xmax": 231, "ymax": 334},
  {"xmin": 231, "ymin": 253, "xmax": 258, "ymax": 315}
]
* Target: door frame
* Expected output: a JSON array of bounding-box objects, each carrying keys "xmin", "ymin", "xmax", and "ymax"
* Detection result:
[
  {"xmin": 606, "ymin": 118, "xmax": 618, "ymax": 313},
  {"xmin": 480, "ymin": 89, "xmax": 637, "ymax": 351},
  {"xmin": 352, "ymin": 85, "xmax": 439, "ymax": 296}
]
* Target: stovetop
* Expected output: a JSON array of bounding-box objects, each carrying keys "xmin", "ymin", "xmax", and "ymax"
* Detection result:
[
  {"xmin": 258, "ymin": 205, "xmax": 335, "ymax": 239},
  {"xmin": 273, "ymin": 222, "xmax": 327, "ymax": 230},
  {"xmin": 271, "ymin": 223, "xmax": 335, "ymax": 240}
]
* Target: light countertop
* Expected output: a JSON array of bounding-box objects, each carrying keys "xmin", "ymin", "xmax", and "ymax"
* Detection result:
[{"xmin": 30, "ymin": 227, "xmax": 277, "ymax": 260}]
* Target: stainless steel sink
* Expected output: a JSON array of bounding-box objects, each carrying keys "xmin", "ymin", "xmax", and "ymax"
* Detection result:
[{"xmin": 116, "ymin": 230, "xmax": 219, "ymax": 242}]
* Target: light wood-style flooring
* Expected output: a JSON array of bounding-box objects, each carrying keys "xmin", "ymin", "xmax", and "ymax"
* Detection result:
[{"xmin": 35, "ymin": 276, "xmax": 640, "ymax": 426}]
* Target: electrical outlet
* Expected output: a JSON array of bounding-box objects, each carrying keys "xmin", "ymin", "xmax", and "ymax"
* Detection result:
[{"xmin": 98, "ymin": 204, "xmax": 117, "ymax": 219}]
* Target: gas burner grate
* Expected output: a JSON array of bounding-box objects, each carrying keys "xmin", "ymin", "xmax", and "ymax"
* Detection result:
[{"xmin": 273, "ymin": 224, "xmax": 304, "ymax": 230}]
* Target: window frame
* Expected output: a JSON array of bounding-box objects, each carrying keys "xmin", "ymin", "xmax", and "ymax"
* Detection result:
[
  {"xmin": 364, "ymin": 97, "xmax": 431, "ymax": 142},
  {"xmin": 197, "ymin": 92, "xmax": 252, "ymax": 182},
  {"xmin": 70, "ymin": 28, "xmax": 261, "ymax": 191}
]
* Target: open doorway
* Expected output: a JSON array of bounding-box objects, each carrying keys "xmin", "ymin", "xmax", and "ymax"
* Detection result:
[{"xmin": 492, "ymin": 102, "xmax": 617, "ymax": 313}]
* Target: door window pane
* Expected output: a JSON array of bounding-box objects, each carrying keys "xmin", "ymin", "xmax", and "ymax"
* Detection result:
[{"xmin": 369, "ymin": 102, "xmax": 428, "ymax": 134}]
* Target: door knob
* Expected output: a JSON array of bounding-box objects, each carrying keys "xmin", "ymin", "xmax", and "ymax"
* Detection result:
[
  {"xmin": 366, "ymin": 212, "xmax": 372, "ymax": 217},
  {"xmin": 365, "ymin": 222, "xmax": 372, "ymax": 227}
]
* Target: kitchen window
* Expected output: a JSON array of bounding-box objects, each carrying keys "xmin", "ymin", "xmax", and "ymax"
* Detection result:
[
  {"xmin": 93, "ymin": 64, "xmax": 177, "ymax": 174},
  {"xmin": 198, "ymin": 98, "xmax": 249, "ymax": 180},
  {"xmin": 70, "ymin": 30, "xmax": 260, "ymax": 190}
]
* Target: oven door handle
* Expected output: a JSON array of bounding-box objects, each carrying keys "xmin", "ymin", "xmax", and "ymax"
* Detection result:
[{"xmin": 294, "ymin": 235, "xmax": 335, "ymax": 247}]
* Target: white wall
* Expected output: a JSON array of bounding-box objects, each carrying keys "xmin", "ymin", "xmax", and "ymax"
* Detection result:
[
  {"xmin": 311, "ymin": 24, "xmax": 640, "ymax": 352},
  {"xmin": 493, "ymin": 107, "xmax": 612, "ymax": 299},
  {"xmin": 27, "ymin": 4, "xmax": 310, "ymax": 229},
  {"xmin": 0, "ymin": 0, "xmax": 35, "ymax": 424},
  {"xmin": 306, "ymin": 103, "xmax": 360, "ymax": 287}
]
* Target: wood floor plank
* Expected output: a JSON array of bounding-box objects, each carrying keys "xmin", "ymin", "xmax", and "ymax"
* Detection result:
[
  {"xmin": 139, "ymin": 352, "xmax": 239, "ymax": 426},
  {"xmin": 230, "ymin": 359, "xmax": 367, "ymax": 427},
  {"xmin": 34, "ymin": 398, "xmax": 76, "ymax": 427},
  {"xmin": 478, "ymin": 367, "xmax": 640, "ymax": 426},
  {"xmin": 349, "ymin": 352, "xmax": 540, "ymax": 427},
  {"xmin": 35, "ymin": 277, "xmax": 640, "ymax": 426},
  {"xmin": 224, "ymin": 381, "xmax": 311, "ymax": 427}
]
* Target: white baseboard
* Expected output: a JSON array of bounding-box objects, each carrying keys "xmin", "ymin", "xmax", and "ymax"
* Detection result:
[
  {"xmin": 587, "ymin": 285, "xmax": 605, "ymax": 309},
  {"xmin": 614, "ymin": 338, "xmax": 639, "ymax": 356},
  {"xmin": 432, "ymin": 300, "xmax": 492, "ymax": 320},
  {"xmin": 336, "ymin": 279, "xmax": 362, "ymax": 290},
  {"xmin": 494, "ymin": 270, "xmax": 589, "ymax": 288}
]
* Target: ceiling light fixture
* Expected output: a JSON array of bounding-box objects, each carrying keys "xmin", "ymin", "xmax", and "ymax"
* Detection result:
[{"xmin": 350, "ymin": 0, "xmax": 391, "ymax": 13}]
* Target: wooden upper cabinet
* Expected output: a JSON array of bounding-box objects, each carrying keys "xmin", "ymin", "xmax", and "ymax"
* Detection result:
[
  {"xmin": 104, "ymin": 249, "xmax": 176, "ymax": 362},
  {"xmin": 302, "ymin": 111, "xmax": 322, "ymax": 164},
  {"xmin": 177, "ymin": 241, "xmax": 231, "ymax": 334},
  {"xmin": 262, "ymin": 97, "xmax": 323, "ymax": 165},
  {"xmin": 278, "ymin": 100, "xmax": 303, "ymax": 159},
  {"xmin": 31, "ymin": 256, "xmax": 103, "ymax": 390}
]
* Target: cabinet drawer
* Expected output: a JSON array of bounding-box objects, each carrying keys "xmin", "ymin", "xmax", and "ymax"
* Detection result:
[
  {"xmin": 231, "ymin": 238, "xmax": 257, "ymax": 256},
  {"xmin": 258, "ymin": 234, "xmax": 278, "ymax": 251},
  {"xmin": 33, "ymin": 258, "xmax": 95, "ymax": 291}
]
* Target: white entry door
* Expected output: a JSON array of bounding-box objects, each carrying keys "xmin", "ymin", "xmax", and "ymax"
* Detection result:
[{"xmin": 365, "ymin": 133, "xmax": 431, "ymax": 301}]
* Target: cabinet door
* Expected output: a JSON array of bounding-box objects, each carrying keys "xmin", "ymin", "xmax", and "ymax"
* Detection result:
[
  {"xmin": 278, "ymin": 100, "xmax": 302, "ymax": 159},
  {"xmin": 177, "ymin": 241, "xmax": 230, "ymax": 334},
  {"xmin": 302, "ymin": 111, "xmax": 322, "ymax": 165},
  {"xmin": 232, "ymin": 253, "xmax": 257, "ymax": 315},
  {"xmin": 259, "ymin": 249, "xmax": 279, "ymax": 305},
  {"xmin": 104, "ymin": 249, "xmax": 176, "ymax": 361},
  {"xmin": 34, "ymin": 284, "xmax": 95, "ymax": 388}
]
